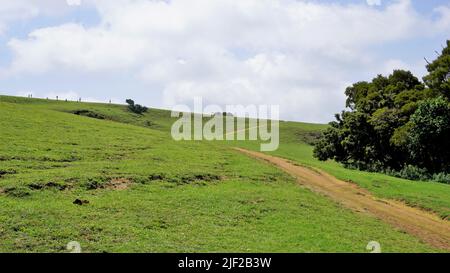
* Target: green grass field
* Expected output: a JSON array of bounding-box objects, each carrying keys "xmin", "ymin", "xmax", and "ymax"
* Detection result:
[{"xmin": 0, "ymin": 95, "xmax": 447, "ymax": 252}]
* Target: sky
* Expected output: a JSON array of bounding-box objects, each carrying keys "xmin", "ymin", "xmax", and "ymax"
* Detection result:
[{"xmin": 0, "ymin": 0, "xmax": 449, "ymax": 123}]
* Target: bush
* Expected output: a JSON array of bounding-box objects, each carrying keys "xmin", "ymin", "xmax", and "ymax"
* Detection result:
[
  {"xmin": 396, "ymin": 165, "xmax": 429, "ymax": 181},
  {"xmin": 126, "ymin": 99, "xmax": 148, "ymax": 114},
  {"xmin": 432, "ymin": 173, "xmax": 450, "ymax": 184},
  {"xmin": 73, "ymin": 110, "xmax": 106, "ymax": 120},
  {"xmin": 382, "ymin": 165, "xmax": 450, "ymax": 184}
]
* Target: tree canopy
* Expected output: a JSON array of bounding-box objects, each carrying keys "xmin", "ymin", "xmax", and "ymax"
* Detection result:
[{"xmin": 314, "ymin": 40, "xmax": 450, "ymax": 179}]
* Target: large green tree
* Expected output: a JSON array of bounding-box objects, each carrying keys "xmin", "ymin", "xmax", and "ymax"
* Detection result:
[
  {"xmin": 407, "ymin": 97, "xmax": 450, "ymax": 173},
  {"xmin": 423, "ymin": 40, "xmax": 450, "ymax": 99}
]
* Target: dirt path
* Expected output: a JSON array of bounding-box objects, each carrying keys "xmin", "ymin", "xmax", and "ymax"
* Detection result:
[{"xmin": 235, "ymin": 148, "xmax": 450, "ymax": 251}]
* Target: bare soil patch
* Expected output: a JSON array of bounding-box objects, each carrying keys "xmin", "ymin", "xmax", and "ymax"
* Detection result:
[{"xmin": 105, "ymin": 178, "xmax": 133, "ymax": 190}]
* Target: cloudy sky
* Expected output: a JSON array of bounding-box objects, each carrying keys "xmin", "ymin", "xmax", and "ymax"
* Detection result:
[{"xmin": 0, "ymin": 0, "xmax": 449, "ymax": 122}]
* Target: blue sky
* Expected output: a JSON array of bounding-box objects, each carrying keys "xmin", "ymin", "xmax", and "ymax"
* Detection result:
[{"xmin": 0, "ymin": 0, "xmax": 449, "ymax": 122}]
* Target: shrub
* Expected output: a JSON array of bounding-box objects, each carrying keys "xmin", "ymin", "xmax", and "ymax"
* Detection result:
[
  {"xmin": 383, "ymin": 165, "xmax": 450, "ymax": 184},
  {"xmin": 432, "ymin": 173, "xmax": 450, "ymax": 184},
  {"xmin": 396, "ymin": 165, "xmax": 429, "ymax": 181},
  {"xmin": 126, "ymin": 99, "xmax": 148, "ymax": 114},
  {"xmin": 73, "ymin": 110, "xmax": 106, "ymax": 120}
]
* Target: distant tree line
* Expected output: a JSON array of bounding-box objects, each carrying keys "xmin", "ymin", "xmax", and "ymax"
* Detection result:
[{"xmin": 314, "ymin": 40, "xmax": 450, "ymax": 183}]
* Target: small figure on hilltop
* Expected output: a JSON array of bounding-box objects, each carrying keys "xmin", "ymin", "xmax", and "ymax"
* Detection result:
[{"xmin": 126, "ymin": 99, "xmax": 148, "ymax": 114}]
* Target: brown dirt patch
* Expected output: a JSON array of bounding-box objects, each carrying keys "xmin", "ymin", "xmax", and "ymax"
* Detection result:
[{"xmin": 105, "ymin": 178, "xmax": 133, "ymax": 190}]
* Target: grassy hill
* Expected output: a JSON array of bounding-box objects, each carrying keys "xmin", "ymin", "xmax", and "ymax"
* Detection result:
[{"xmin": 0, "ymin": 95, "xmax": 447, "ymax": 252}]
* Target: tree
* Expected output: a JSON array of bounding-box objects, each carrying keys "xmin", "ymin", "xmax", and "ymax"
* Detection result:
[
  {"xmin": 126, "ymin": 99, "xmax": 148, "ymax": 114},
  {"xmin": 407, "ymin": 97, "xmax": 450, "ymax": 173},
  {"xmin": 314, "ymin": 70, "xmax": 426, "ymax": 171},
  {"xmin": 314, "ymin": 120, "xmax": 345, "ymax": 162},
  {"xmin": 423, "ymin": 40, "xmax": 450, "ymax": 99},
  {"xmin": 313, "ymin": 40, "xmax": 450, "ymax": 177}
]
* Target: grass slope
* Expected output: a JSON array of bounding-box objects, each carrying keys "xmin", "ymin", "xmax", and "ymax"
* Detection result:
[{"xmin": 0, "ymin": 95, "xmax": 445, "ymax": 252}]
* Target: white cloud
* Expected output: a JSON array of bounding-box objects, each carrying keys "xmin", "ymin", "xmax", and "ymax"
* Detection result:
[
  {"xmin": 0, "ymin": 1, "xmax": 38, "ymax": 34},
  {"xmin": 8, "ymin": 23, "xmax": 147, "ymax": 73},
  {"xmin": 367, "ymin": 0, "xmax": 382, "ymax": 6},
  {"xmin": 66, "ymin": 0, "xmax": 82, "ymax": 7},
  {"xmin": 0, "ymin": 0, "xmax": 78, "ymax": 34},
  {"xmin": 2, "ymin": 0, "xmax": 450, "ymax": 122}
]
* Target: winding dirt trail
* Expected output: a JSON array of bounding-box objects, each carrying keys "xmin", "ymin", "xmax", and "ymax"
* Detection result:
[{"xmin": 235, "ymin": 148, "xmax": 450, "ymax": 251}]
